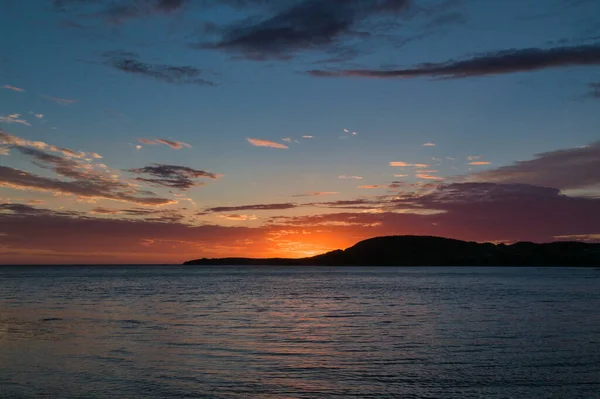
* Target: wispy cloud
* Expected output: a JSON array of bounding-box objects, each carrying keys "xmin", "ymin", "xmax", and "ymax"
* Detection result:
[
  {"xmin": 308, "ymin": 43, "xmax": 600, "ymax": 79},
  {"xmin": 416, "ymin": 173, "xmax": 444, "ymax": 180},
  {"xmin": 2, "ymin": 85, "xmax": 25, "ymax": 93},
  {"xmin": 302, "ymin": 135, "xmax": 314, "ymax": 139},
  {"xmin": 357, "ymin": 184, "xmax": 383, "ymax": 189},
  {"xmin": 104, "ymin": 51, "xmax": 214, "ymax": 86},
  {"xmin": 40, "ymin": 95, "xmax": 78, "ymax": 104},
  {"xmin": 137, "ymin": 138, "xmax": 191, "ymax": 149},
  {"xmin": 0, "ymin": 114, "xmax": 31, "ymax": 127},
  {"xmin": 247, "ymin": 138, "xmax": 289, "ymax": 149},
  {"xmin": 127, "ymin": 164, "xmax": 220, "ymax": 190},
  {"xmin": 423, "ymin": 142, "xmax": 436, "ymax": 147},
  {"xmin": 206, "ymin": 202, "xmax": 298, "ymax": 213},
  {"xmin": 282, "ymin": 137, "xmax": 292, "ymax": 142},
  {"xmin": 1, "ymin": 131, "xmax": 99, "ymax": 159},
  {"xmin": 467, "ymin": 155, "xmax": 483, "ymax": 160},
  {"xmin": 389, "ymin": 161, "xmax": 429, "ymax": 168},
  {"xmin": 218, "ymin": 214, "xmax": 258, "ymax": 221},
  {"xmin": 339, "ymin": 175, "xmax": 363, "ymax": 179},
  {"xmin": 469, "ymin": 161, "xmax": 491, "ymax": 166},
  {"xmin": 0, "ymin": 165, "xmax": 174, "ymax": 206},
  {"xmin": 293, "ymin": 191, "xmax": 339, "ymax": 197}
]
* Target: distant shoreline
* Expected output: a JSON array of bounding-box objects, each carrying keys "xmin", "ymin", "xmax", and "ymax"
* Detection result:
[{"xmin": 185, "ymin": 235, "xmax": 600, "ymax": 267}]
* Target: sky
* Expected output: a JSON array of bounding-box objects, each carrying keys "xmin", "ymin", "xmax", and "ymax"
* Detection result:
[{"xmin": 1, "ymin": 0, "xmax": 600, "ymax": 264}]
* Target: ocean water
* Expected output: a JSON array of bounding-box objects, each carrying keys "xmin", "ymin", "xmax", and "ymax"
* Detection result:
[{"xmin": 1, "ymin": 266, "xmax": 599, "ymax": 399}]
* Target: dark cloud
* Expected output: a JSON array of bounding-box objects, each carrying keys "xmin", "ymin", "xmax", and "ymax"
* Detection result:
[
  {"xmin": 198, "ymin": 0, "xmax": 412, "ymax": 60},
  {"xmin": 308, "ymin": 43, "xmax": 600, "ymax": 78},
  {"xmin": 274, "ymin": 182, "xmax": 600, "ymax": 242},
  {"xmin": 206, "ymin": 202, "xmax": 298, "ymax": 212},
  {"xmin": 54, "ymin": 0, "xmax": 187, "ymax": 21},
  {"xmin": 0, "ymin": 166, "xmax": 175, "ymax": 206},
  {"xmin": 104, "ymin": 51, "xmax": 214, "ymax": 86},
  {"xmin": 127, "ymin": 164, "xmax": 220, "ymax": 190},
  {"xmin": 466, "ymin": 142, "xmax": 600, "ymax": 190}
]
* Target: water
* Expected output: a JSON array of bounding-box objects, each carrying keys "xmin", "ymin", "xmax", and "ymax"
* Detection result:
[{"xmin": 1, "ymin": 266, "xmax": 599, "ymax": 399}]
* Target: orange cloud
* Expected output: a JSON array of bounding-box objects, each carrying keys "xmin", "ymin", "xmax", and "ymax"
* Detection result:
[
  {"xmin": 389, "ymin": 161, "xmax": 429, "ymax": 168},
  {"xmin": 218, "ymin": 214, "xmax": 258, "ymax": 221},
  {"xmin": 469, "ymin": 161, "xmax": 491, "ymax": 166},
  {"xmin": 416, "ymin": 173, "xmax": 444, "ymax": 180},
  {"xmin": 339, "ymin": 175, "xmax": 363, "ymax": 179},
  {"xmin": 357, "ymin": 185, "xmax": 382, "ymax": 189},
  {"xmin": 247, "ymin": 138, "xmax": 289, "ymax": 149}
]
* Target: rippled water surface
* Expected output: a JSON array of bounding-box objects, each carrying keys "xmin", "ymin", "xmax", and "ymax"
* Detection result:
[{"xmin": 1, "ymin": 266, "xmax": 600, "ymax": 398}]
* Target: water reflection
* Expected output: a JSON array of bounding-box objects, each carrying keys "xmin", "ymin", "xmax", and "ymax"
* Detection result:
[{"xmin": 1, "ymin": 267, "xmax": 600, "ymax": 398}]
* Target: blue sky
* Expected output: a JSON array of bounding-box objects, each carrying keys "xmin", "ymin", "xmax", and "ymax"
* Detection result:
[{"xmin": 1, "ymin": 0, "xmax": 600, "ymax": 263}]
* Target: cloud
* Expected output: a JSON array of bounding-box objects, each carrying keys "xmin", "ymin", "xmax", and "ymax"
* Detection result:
[
  {"xmin": 468, "ymin": 155, "xmax": 483, "ymax": 160},
  {"xmin": 423, "ymin": 142, "xmax": 436, "ymax": 147},
  {"xmin": 127, "ymin": 164, "xmax": 220, "ymax": 190},
  {"xmin": 135, "ymin": 145, "xmax": 142, "ymax": 150},
  {"xmin": 2, "ymin": 85, "xmax": 25, "ymax": 92},
  {"xmin": 247, "ymin": 138, "xmax": 289, "ymax": 149},
  {"xmin": 302, "ymin": 135, "xmax": 314, "ymax": 139},
  {"xmin": 219, "ymin": 214, "xmax": 258, "ymax": 221},
  {"xmin": 416, "ymin": 173, "xmax": 444, "ymax": 180},
  {"xmin": 469, "ymin": 161, "xmax": 491, "ymax": 166},
  {"xmin": 357, "ymin": 184, "xmax": 382, "ymax": 189},
  {"xmin": 0, "ymin": 166, "xmax": 174, "ymax": 206},
  {"xmin": 199, "ymin": 0, "xmax": 413, "ymax": 60},
  {"xmin": 393, "ymin": 174, "xmax": 408, "ymax": 177},
  {"xmin": 308, "ymin": 43, "xmax": 600, "ymax": 79},
  {"xmin": 293, "ymin": 191, "xmax": 339, "ymax": 197},
  {"xmin": 35, "ymin": 114, "xmax": 44, "ymax": 119},
  {"xmin": 282, "ymin": 137, "xmax": 292, "ymax": 142},
  {"xmin": 4, "ymin": 181, "xmax": 600, "ymax": 263},
  {"xmin": 389, "ymin": 161, "xmax": 429, "ymax": 168},
  {"xmin": 206, "ymin": 202, "xmax": 298, "ymax": 213},
  {"xmin": 40, "ymin": 95, "xmax": 78, "ymax": 104},
  {"xmin": 339, "ymin": 175, "xmax": 363, "ymax": 179},
  {"xmin": 104, "ymin": 51, "xmax": 214, "ymax": 86},
  {"xmin": 466, "ymin": 142, "xmax": 600, "ymax": 190},
  {"xmin": 59, "ymin": 0, "xmax": 188, "ymax": 23},
  {"xmin": 0, "ymin": 114, "xmax": 31, "ymax": 126},
  {"xmin": 0, "ymin": 130, "xmax": 99, "ymax": 159},
  {"xmin": 137, "ymin": 138, "xmax": 191, "ymax": 149}
]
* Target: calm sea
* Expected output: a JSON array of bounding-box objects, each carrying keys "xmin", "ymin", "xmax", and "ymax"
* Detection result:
[{"xmin": 1, "ymin": 266, "xmax": 599, "ymax": 398}]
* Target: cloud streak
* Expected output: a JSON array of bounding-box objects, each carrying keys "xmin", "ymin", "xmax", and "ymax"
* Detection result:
[
  {"xmin": 137, "ymin": 138, "xmax": 191, "ymax": 149},
  {"xmin": 308, "ymin": 43, "xmax": 600, "ymax": 79},
  {"xmin": 104, "ymin": 51, "xmax": 214, "ymax": 86},
  {"xmin": 127, "ymin": 164, "xmax": 220, "ymax": 190},
  {"xmin": 2, "ymin": 85, "xmax": 25, "ymax": 92},
  {"xmin": 247, "ymin": 138, "xmax": 289, "ymax": 149},
  {"xmin": 206, "ymin": 202, "xmax": 298, "ymax": 213}
]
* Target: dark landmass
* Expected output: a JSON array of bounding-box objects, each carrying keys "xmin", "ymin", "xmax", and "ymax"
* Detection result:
[{"xmin": 184, "ymin": 235, "xmax": 600, "ymax": 266}]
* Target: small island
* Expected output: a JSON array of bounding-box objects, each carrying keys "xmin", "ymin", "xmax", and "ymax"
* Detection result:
[{"xmin": 184, "ymin": 235, "xmax": 600, "ymax": 266}]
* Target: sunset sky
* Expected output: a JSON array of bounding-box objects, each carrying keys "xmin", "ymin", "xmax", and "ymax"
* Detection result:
[{"xmin": 1, "ymin": 0, "xmax": 600, "ymax": 264}]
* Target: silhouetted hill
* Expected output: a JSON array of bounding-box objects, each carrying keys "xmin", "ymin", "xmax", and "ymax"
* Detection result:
[{"xmin": 184, "ymin": 235, "xmax": 600, "ymax": 266}]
